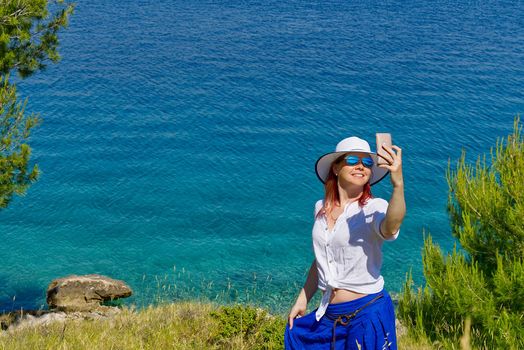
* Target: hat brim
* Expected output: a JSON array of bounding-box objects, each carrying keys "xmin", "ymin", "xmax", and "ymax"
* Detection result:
[{"xmin": 315, "ymin": 151, "xmax": 389, "ymax": 185}]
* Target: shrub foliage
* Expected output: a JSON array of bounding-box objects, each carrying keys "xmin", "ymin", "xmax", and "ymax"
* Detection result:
[
  {"xmin": 399, "ymin": 118, "xmax": 524, "ymax": 349},
  {"xmin": 211, "ymin": 304, "xmax": 286, "ymax": 349},
  {"xmin": 0, "ymin": 0, "xmax": 73, "ymax": 208}
]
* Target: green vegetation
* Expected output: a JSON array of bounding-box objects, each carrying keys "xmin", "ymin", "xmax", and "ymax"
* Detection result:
[
  {"xmin": 0, "ymin": 302, "xmax": 426, "ymax": 349},
  {"xmin": 399, "ymin": 118, "xmax": 524, "ymax": 349},
  {"xmin": 0, "ymin": 0, "xmax": 73, "ymax": 208},
  {"xmin": 210, "ymin": 304, "xmax": 286, "ymax": 349}
]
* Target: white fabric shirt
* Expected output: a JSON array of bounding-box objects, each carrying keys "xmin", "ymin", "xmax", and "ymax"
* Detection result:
[{"xmin": 312, "ymin": 198, "xmax": 399, "ymax": 321}]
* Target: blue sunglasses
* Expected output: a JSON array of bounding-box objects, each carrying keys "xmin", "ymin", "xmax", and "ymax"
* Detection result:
[{"xmin": 345, "ymin": 155, "xmax": 374, "ymax": 168}]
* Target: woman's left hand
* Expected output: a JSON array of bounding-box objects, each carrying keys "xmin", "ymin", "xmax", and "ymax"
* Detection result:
[{"xmin": 378, "ymin": 145, "xmax": 403, "ymax": 188}]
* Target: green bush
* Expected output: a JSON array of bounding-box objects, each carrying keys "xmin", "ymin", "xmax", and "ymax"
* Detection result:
[
  {"xmin": 399, "ymin": 118, "xmax": 524, "ymax": 349},
  {"xmin": 210, "ymin": 304, "xmax": 286, "ymax": 349}
]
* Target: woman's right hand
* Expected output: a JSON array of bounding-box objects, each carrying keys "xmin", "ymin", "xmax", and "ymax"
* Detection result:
[
  {"xmin": 288, "ymin": 297, "xmax": 307, "ymax": 330},
  {"xmin": 289, "ymin": 261, "xmax": 318, "ymax": 330}
]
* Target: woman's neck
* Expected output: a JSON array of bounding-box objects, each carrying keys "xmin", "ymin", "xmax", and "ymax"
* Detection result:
[{"xmin": 337, "ymin": 183, "xmax": 363, "ymax": 206}]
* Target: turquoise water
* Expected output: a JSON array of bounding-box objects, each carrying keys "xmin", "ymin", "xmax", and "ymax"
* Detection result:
[{"xmin": 1, "ymin": 1, "xmax": 523, "ymax": 313}]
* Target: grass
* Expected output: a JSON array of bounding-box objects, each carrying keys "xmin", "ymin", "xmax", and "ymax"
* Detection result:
[
  {"xmin": 0, "ymin": 301, "xmax": 431, "ymax": 350},
  {"xmin": 0, "ymin": 269, "xmax": 435, "ymax": 348}
]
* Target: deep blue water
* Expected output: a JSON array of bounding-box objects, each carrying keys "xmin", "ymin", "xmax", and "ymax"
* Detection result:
[{"xmin": 1, "ymin": 1, "xmax": 523, "ymax": 314}]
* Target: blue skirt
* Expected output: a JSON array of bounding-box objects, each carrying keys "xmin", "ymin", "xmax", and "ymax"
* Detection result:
[{"xmin": 284, "ymin": 290, "xmax": 397, "ymax": 350}]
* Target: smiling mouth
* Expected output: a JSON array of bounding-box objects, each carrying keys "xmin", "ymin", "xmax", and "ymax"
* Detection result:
[{"xmin": 352, "ymin": 174, "xmax": 365, "ymax": 177}]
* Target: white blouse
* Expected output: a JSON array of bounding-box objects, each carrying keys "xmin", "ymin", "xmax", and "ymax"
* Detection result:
[{"xmin": 312, "ymin": 198, "xmax": 399, "ymax": 321}]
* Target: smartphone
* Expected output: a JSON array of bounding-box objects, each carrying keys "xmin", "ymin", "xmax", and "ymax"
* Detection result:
[{"xmin": 376, "ymin": 133, "xmax": 392, "ymax": 165}]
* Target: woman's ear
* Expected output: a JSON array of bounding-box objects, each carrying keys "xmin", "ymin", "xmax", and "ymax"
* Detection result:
[{"xmin": 332, "ymin": 163, "xmax": 341, "ymax": 176}]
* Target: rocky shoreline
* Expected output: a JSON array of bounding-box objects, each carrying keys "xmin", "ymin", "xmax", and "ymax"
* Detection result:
[{"xmin": 1, "ymin": 274, "xmax": 133, "ymax": 332}]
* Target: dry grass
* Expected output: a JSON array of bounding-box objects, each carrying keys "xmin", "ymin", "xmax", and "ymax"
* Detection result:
[
  {"xmin": 398, "ymin": 334, "xmax": 434, "ymax": 350},
  {"xmin": 0, "ymin": 302, "xmax": 430, "ymax": 350}
]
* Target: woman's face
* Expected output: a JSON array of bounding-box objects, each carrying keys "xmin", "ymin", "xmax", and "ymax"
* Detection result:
[{"xmin": 333, "ymin": 152, "xmax": 372, "ymax": 187}]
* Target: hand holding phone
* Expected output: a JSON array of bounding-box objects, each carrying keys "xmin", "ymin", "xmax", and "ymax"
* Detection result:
[{"xmin": 376, "ymin": 133, "xmax": 392, "ymax": 165}]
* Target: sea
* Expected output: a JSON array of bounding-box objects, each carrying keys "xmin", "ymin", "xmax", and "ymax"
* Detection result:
[{"xmin": 1, "ymin": 0, "xmax": 523, "ymax": 314}]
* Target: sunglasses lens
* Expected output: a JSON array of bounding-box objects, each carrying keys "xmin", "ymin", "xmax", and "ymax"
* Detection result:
[
  {"xmin": 345, "ymin": 156, "xmax": 374, "ymax": 168},
  {"xmin": 345, "ymin": 156, "xmax": 359, "ymax": 166},
  {"xmin": 362, "ymin": 157, "xmax": 374, "ymax": 167}
]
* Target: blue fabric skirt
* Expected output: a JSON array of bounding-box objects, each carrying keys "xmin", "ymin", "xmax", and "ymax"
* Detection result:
[{"xmin": 284, "ymin": 290, "xmax": 397, "ymax": 350}]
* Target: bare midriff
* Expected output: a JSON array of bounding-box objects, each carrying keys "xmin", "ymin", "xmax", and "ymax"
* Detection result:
[{"xmin": 328, "ymin": 288, "xmax": 367, "ymax": 304}]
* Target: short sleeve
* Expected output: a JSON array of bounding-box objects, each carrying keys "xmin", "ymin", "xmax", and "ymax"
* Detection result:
[
  {"xmin": 314, "ymin": 199, "xmax": 324, "ymax": 218},
  {"xmin": 371, "ymin": 198, "xmax": 399, "ymax": 241}
]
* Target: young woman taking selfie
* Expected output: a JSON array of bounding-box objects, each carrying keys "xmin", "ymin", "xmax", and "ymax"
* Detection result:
[{"xmin": 285, "ymin": 136, "xmax": 405, "ymax": 350}]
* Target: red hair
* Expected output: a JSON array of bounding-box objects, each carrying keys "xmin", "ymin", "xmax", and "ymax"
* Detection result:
[{"xmin": 316, "ymin": 157, "xmax": 373, "ymax": 219}]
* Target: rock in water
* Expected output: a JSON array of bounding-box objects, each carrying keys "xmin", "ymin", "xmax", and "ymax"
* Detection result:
[{"xmin": 46, "ymin": 274, "xmax": 132, "ymax": 312}]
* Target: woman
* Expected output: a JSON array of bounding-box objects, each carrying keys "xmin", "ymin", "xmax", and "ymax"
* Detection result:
[{"xmin": 285, "ymin": 136, "xmax": 405, "ymax": 350}]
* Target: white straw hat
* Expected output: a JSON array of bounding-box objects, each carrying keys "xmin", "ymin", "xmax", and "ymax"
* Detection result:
[{"xmin": 315, "ymin": 136, "xmax": 389, "ymax": 185}]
